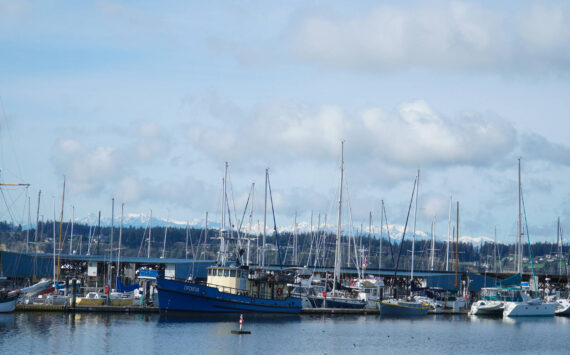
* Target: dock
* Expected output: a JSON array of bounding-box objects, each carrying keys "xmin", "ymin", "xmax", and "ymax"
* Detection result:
[
  {"xmin": 16, "ymin": 304, "xmax": 159, "ymax": 313},
  {"xmin": 301, "ymin": 308, "xmax": 380, "ymax": 315}
]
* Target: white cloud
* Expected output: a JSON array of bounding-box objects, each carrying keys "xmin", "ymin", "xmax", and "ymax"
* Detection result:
[{"xmin": 290, "ymin": 1, "xmax": 570, "ymax": 74}]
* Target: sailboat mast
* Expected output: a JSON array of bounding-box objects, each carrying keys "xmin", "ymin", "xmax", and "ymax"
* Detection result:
[
  {"xmin": 293, "ymin": 210, "xmax": 298, "ymax": 266},
  {"xmin": 56, "ymin": 176, "xmax": 65, "ymax": 281},
  {"xmin": 558, "ymin": 217, "xmax": 562, "ymax": 275},
  {"xmin": 109, "ymin": 198, "xmax": 115, "ymax": 288},
  {"xmin": 517, "ymin": 158, "xmax": 522, "ymax": 273},
  {"xmin": 430, "ymin": 216, "xmax": 436, "ymax": 271},
  {"xmin": 69, "ymin": 205, "xmax": 74, "ymax": 254},
  {"xmin": 147, "ymin": 209, "xmax": 152, "ymax": 259},
  {"xmin": 117, "ymin": 203, "xmax": 124, "ymax": 282},
  {"xmin": 446, "ymin": 194, "xmax": 452, "ymax": 271},
  {"xmin": 262, "ymin": 168, "xmax": 268, "ymax": 268},
  {"xmin": 411, "ymin": 169, "xmax": 419, "ymax": 289},
  {"xmin": 246, "ymin": 183, "xmax": 255, "ymax": 266},
  {"xmin": 33, "ymin": 189, "xmax": 41, "ymax": 280},
  {"xmin": 26, "ymin": 197, "xmax": 30, "ymax": 253},
  {"xmin": 379, "ymin": 200, "xmax": 384, "ymax": 270},
  {"xmin": 455, "ymin": 201, "xmax": 459, "ymax": 287},
  {"xmin": 333, "ymin": 141, "xmax": 344, "ymax": 292}
]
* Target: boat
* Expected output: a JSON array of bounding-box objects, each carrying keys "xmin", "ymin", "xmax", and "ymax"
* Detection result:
[
  {"xmin": 76, "ymin": 292, "xmax": 105, "ymax": 306},
  {"xmin": 314, "ymin": 142, "xmax": 365, "ymax": 310},
  {"xmin": 380, "ymin": 298, "xmax": 430, "ymax": 316},
  {"xmin": 379, "ymin": 170, "xmax": 429, "ymax": 317},
  {"xmin": 470, "ymin": 300, "xmax": 503, "ymax": 316},
  {"xmin": 156, "ymin": 163, "xmax": 301, "ymax": 314},
  {"xmin": 555, "ymin": 299, "xmax": 570, "ymax": 316},
  {"xmin": 502, "ymin": 289, "xmax": 556, "ymax": 317},
  {"xmin": 0, "ymin": 291, "xmax": 18, "ymax": 313},
  {"xmin": 156, "ymin": 266, "xmax": 301, "ymax": 313}
]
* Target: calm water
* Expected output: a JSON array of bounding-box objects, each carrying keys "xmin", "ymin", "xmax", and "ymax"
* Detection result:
[{"xmin": 1, "ymin": 312, "xmax": 569, "ymax": 354}]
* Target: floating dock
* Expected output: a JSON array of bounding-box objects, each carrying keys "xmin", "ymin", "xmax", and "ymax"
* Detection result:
[
  {"xmin": 16, "ymin": 304, "xmax": 159, "ymax": 313},
  {"xmin": 301, "ymin": 308, "xmax": 380, "ymax": 315}
]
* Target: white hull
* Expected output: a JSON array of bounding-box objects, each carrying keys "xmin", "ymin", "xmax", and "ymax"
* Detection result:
[
  {"xmin": 555, "ymin": 299, "xmax": 570, "ymax": 316},
  {"xmin": 470, "ymin": 300, "xmax": 503, "ymax": 316},
  {"xmin": 503, "ymin": 301, "xmax": 556, "ymax": 317}
]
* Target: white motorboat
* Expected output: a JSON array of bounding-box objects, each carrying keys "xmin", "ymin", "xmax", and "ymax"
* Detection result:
[
  {"xmin": 503, "ymin": 290, "xmax": 555, "ymax": 317},
  {"xmin": 555, "ymin": 299, "xmax": 570, "ymax": 316},
  {"xmin": 470, "ymin": 300, "xmax": 503, "ymax": 316}
]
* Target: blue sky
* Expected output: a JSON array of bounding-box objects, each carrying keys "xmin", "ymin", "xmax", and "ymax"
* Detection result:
[{"xmin": 1, "ymin": 1, "xmax": 569, "ymax": 244}]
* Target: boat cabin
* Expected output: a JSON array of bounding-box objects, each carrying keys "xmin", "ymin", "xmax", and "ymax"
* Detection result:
[{"xmin": 206, "ymin": 266, "xmax": 293, "ymax": 300}]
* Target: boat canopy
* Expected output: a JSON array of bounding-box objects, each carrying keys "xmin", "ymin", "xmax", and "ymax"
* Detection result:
[{"xmin": 498, "ymin": 274, "xmax": 521, "ymax": 287}]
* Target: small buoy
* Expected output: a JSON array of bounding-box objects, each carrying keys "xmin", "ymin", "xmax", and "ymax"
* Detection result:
[{"xmin": 231, "ymin": 314, "xmax": 251, "ymax": 335}]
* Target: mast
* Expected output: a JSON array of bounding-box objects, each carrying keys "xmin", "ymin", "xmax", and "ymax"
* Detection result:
[
  {"xmin": 26, "ymin": 197, "xmax": 30, "ymax": 253},
  {"xmin": 558, "ymin": 217, "xmax": 562, "ymax": 276},
  {"xmin": 185, "ymin": 220, "xmax": 189, "ymax": 260},
  {"xmin": 493, "ymin": 226, "xmax": 497, "ymax": 274},
  {"xmin": 517, "ymin": 158, "xmax": 522, "ymax": 273},
  {"xmin": 430, "ymin": 215, "xmax": 436, "ymax": 271},
  {"xmin": 52, "ymin": 200, "xmax": 56, "ymax": 287},
  {"xmin": 411, "ymin": 169, "xmax": 419, "ymax": 289},
  {"xmin": 147, "ymin": 209, "xmax": 152, "ymax": 259},
  {"xmin": 293, "ymin": 210, "xmax": 298, "ymax": 266},
  {"xmin": 379, "ymin": 200, "xmax": 384, "ymax": 270},
  {"xmin": 455, "ymin": 201, "xmax": 459, "ymax": 287},
  {"xmin": 56, "ymin": 176, "xmax": 65, "ymax": 281},
  {"xmin": 333, "ymin": 141, "xmax": 344, "ymax": 292},
  {"xmin": 446, "ymin": 194, "xmax": 452, "ymax": 271},
  {"xmin": 204, "ymin": 212, "xmax": 208, "ymax": 261},
  {"xmin": 109, "ymin": 198, "xmax": 115, "ymax": 288},
  {"xmin": 117, "ymin": 203, "xmax": 124, "ymax": 282},
  {"xmin": 262, "ymin": 168, "xmax": 268, "ymax": 268},
  {"xmin": 218, "ymin": 162, "xmax": 228, "ymax": 266},
  {"xmin": 246, "ymin": 183, "xmax": 254, "ymax": 266},
  {"xmin": 69, "ymin": 205, "xmax": 74, "ymax": 254},
  {"xmin": 367, "ymin": 211, "xmax": 372, "ymax": 271},
  {"xmin": 33, "ymin": 190, "xmax": 41, "ymax": 280},
  {"xmin": 161, "ymin": 213, "xmax": 169, "ymax": 259}
]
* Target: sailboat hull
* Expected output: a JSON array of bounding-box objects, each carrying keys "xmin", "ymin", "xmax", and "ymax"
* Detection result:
[
  {"xmin": 307, "ymin": 296, "xmax": 366, "ymax": 309},
  {"xmin": 380, "ymin": 300, "xmax": 429, "ymax": 317},
  {"xmin": 156, "ymin": 278, "xmax": 302, "ymax": 313},
  {"xmin": 0, "ymin": 294, "xmax": 18, "ymax": 313}
]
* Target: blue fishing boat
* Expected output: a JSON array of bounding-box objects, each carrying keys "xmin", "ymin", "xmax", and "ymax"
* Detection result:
[{"xmin": 156, "ymin": 266, "xmax": 302, "ymax": 313}]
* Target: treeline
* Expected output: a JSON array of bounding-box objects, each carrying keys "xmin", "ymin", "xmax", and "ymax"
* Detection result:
[{"xmin": 0, "ymin": 222, "xmax": 567, "ymax": 273}]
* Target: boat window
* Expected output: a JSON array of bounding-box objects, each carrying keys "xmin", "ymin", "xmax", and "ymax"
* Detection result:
[
  {"xmin": 212, "ymin": 269, "xmax": 217, "ymax": 276},
  {"xmin": 230, "ymin": 270, "xmax": 236, "ymax": 277},
  {"xmin": 224, "ymin": 269, "xmax": 229, "ymax": 277},
  {"xmin": 208, "ymin": 269, "xmax": 212, "ymax": 276}
]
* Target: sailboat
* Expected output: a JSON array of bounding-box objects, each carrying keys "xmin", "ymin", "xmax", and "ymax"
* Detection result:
[
  {"xmin": 306, "ymin": 142, "xmax": 366, "ymax": 309},
  {"xmin": 156, "ymin": 163, "xmax": 302, "ymax": 313},
  {"xmin": 380, "ymin": 170, "xmax": 429, "ymax": 316},
  {"xmin": 501, "ymin": 159, "xmax": 555, "ymax": 317}
]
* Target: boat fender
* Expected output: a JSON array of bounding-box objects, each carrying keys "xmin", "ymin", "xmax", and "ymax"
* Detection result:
[
  {"xmin": 277, "ymin": 288, "xmax": 283, "ymax": 297},
  {"xmin": 349, "ymin": 280, "xmax": 355, "ymax": 286}
]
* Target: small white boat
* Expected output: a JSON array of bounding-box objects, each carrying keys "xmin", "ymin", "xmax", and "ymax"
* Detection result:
[
  {"xmin": 470, "ymin": 300, "xmax": 503, "ymax": 316},
  {"xmin": 555, "ymin": 299, "xmax": 570, "ymax": 316}
]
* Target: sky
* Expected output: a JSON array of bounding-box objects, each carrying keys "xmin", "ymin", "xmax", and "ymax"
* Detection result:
[{"xmin": 1, "ymin": 0, "xmax": 569, "ymax": 244}]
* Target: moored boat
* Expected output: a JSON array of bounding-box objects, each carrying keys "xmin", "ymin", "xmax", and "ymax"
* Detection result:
[
  {"xmin": 379, "ymin": 298, "xmax": 430, "ymax": 317},
  {"xmin": 156, "ymin": 266, "xmax": 301, "ymax": 313},
  {"xmin": 0, "ymin": 291, "xmax": 18, "ymax": 313},
  {"xmin": 76, "ymin": 292, "xmax": 105, "ymax": 306},
  {"xmin": 555, "ymin": 299, "xmax": 570, "ymax": 316}
]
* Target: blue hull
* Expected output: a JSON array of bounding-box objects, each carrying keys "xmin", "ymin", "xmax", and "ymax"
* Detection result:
[
  {"xmin": 308, "ymin": 296, "xmax": 366, "ymax": 309},
  {"xmin": 156, "ymin": 278, "xmax": 302, "ymax": 314}
]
